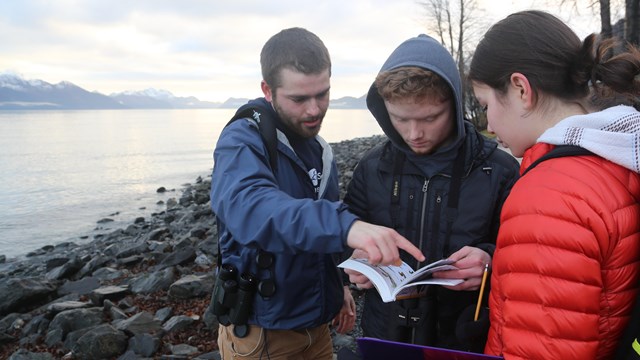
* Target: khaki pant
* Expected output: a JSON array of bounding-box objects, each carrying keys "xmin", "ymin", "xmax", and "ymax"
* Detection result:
[{"xmin": 218, "ymin": 323, "xmax": 333, "ymax": 360}]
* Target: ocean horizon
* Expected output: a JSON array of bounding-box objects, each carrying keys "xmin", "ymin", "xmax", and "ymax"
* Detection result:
[{"xmin": 0, "ymin": 108, "xmax": 383, "ymax": 259}]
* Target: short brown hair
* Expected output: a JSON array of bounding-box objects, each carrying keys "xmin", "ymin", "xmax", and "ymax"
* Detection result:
[
  {"xmin": 375, "ymin": 66, "xmax": 452, "ymax": 103},
  {"xmin": 260, "ymin": 27, "xmax": 331, "ymax": 90}
]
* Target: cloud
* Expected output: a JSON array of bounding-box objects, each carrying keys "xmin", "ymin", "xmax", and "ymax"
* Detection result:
[{"xmin": 0, "ymin": 0, "xmax": 606, "ymax": 102}]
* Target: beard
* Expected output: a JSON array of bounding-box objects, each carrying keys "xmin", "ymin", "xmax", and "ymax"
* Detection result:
[{"xmin": 272, "ymin": 98, "xmax": 325, "ymax": 139}]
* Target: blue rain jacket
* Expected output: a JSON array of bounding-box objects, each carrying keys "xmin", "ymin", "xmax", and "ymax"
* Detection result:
[{"xmin": 210, "ymin": 107, "xmax": 357, "ymax": 330}]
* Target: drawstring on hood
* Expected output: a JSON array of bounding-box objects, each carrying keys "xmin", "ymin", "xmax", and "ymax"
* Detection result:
[{"xmin": 367, "ymin": 34, "xmax": 466, "ymax": 177}]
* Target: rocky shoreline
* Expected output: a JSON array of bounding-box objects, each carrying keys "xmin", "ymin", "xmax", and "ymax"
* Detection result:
[{"xmin": 0, "ymin": 135, "xmax": 387, "ymax": 360}]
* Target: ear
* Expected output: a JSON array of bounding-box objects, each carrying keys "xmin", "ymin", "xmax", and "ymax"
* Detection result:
[
  {"xmin": 509, "ymin": 73, "xmax": 535, "ymax": 109},
  {"xmin": 261, "ymin": 80, "xmax": 273, "ymax": 102}
]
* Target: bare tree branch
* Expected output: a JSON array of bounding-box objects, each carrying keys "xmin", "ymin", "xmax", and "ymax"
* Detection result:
[{"xmin": 417, "ymin": 0, "xmax": 488, "ymax": 127}]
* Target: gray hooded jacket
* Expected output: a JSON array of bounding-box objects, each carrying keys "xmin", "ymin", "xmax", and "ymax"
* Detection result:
[
  {"xmin": 366, "ymin": 34, "xmax": 466, "ymax": 177},
  {"xmin": 344, "ymin": 34, "xmax": 520, "ymax": 350}
]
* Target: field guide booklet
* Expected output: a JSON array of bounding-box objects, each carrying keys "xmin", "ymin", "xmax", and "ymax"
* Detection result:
[{"xmin": 338, "ymin": 257, "xmax": 463, "ymax": 302}]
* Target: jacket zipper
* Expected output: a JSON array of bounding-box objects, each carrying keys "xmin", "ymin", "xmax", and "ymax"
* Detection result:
[
  {"xmin": 418, "ymin": 172, "xmax": 453, "ymax": 266},
  {"xmin": 411, "ymin": 175, "xmax": 442, "ymax": 343},
  {"xmin": 417, "ymin": 178, "xmax": 429, "ymax": 269}
]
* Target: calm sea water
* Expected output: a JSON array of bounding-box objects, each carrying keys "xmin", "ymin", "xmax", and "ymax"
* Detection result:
[{"xmin": 0, "ymin": 108, "xmax": 382, "ymax": 259}]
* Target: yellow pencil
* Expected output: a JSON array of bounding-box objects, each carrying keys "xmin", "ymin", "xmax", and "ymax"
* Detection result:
[{"xmin": 474, "ymin": 263, "xmax": 489, "ymax": 321}]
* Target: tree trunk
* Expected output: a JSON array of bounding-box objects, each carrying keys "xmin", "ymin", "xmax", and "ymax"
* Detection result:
[
  {"xmin": 458, "ymin": 0, "xmax": 466, "ymax": 108},
  {"xmin": 447, "ymin": 9, "xmax": 455, "ymax": 56},
  {"xmin": 626, "ymin": 0, "xmax": 640, "ymax": 45},
  {"xmin": 601, "ymin": 0, "xmax": 613, "ymax": 38}
]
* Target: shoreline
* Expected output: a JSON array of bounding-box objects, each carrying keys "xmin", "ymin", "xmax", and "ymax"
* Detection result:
[{"xmin": 0, "ymin": 134, "xmax": 386, "ymax": 359}]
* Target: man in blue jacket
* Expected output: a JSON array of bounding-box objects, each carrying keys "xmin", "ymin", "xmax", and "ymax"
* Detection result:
[
  {"xmin": 210, "ymin": 27, "xmax": 425, "ymax": 359},
  {"xmin": 344, "ymin": 34, "xmax": 520, "ymax": 352}
]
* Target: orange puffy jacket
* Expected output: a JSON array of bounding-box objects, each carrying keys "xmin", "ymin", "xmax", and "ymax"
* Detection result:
[{"xmin": 485, "ymin": 143, "xmax": 640, "ymax": 360}]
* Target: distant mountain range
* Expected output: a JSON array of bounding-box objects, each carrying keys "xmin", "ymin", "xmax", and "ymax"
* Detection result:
[{"xmin": 0, "ymin": 73, "xmax": 366, "ymax": 110}]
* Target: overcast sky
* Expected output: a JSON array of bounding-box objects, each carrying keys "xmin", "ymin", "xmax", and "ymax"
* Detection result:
[{"xmin": 0, "ymin": 0, "xmax": 606, "ymax": 102}]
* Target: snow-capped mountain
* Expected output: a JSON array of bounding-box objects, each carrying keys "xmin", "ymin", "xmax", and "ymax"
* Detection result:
[
  {"xmin": 110, "ymin": 88, "xmax": 219, "ymax": 109},
  {"xmin": 0, "ymin": 72, "xmax": 366, "ymax": 110},
  {"xmin": 0, "ymin": 72, "xmax": 124, "ymax": 110},
  {"xmin": 0, "ymin": 72, "xmax": 219, "ymax": 110}
]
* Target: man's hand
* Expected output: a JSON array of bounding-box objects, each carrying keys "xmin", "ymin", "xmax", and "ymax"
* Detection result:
[
  {"xmin": 344, "ymin": 249, "xmax": 374, "ymax": 289},
  {"xmin": 346, "ymin": 220, "xmax": 425, "ymax": 266},
  {"xmin": 332, "ymin": 285, "xmax": 356, "ymax": 333},
  {"xmin": 432, "ymin": 246, "xmax": 491, "ymax": 291}
]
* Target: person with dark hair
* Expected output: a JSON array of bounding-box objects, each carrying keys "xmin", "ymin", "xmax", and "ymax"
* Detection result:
[
  {"xmin": 342, "ymin": 34, "xmax": 520, "ymax": 353},
  {"xmin": 468, "ymin": 10, "xmax": 640, "ymax": 359},
  {"xmin": 210, "ymin": 27, "xmax": 425, "ymax": 359}
]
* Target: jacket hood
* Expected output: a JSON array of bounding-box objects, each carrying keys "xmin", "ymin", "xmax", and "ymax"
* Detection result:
[
  {"xmin": 537, "ymin": 105, "xmax": 640, "ymax": 173},
  {"xmin": 366, "ymin": 34, "xmax": 465, "ymax": 167}
]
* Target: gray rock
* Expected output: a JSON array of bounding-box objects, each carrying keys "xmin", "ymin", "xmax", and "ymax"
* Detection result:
[
  {"xmin": 116, "ymin": 242, "xmax": 150, "ymax": 259},
  {"xmin": 147, "ymin": 241, "xmax": 169, "ymax": 253},
  {"xmin": 46, "ymin": 300, "xmax": 90, "ymax": 316},
  {"xmin": 154, "ymin": 307, "xmax": 173, "ymax": 323},
  {"xmin": 130, "ymin": 267, "xmax": 176, "ymax": 294},
  {"xmin": 45, "ymin": 257, "xmax": 69, "ymax": 271},
  {"xmin": 129, "ymin": 333, "xmax": 161, "ymax": 357},
  {"xmin": 162, "ymin": 315, "xmax": 195, "ymax": 333},
  {"xmin": 165, "ymin": 198, "xmax": 178, "ymax": 209},
  {"xmin": 44, "ymin": 256, "xmax": 83, "ymax": 281},
  {"xmin": 170, "ymin": 343, "xmax": 199, "ymax": 356},
  {"xmin": 44, "ymin": 327, "xmax": 63, "ymax": 347},
  {"xmin": 7, "ymin": 349, "xmax": 55, "ymax": 360},
  {"xmin": 0, "ymin": 278, "xmax": 58, "ymax": 316},
  {"xmin": 118, "ymin": 255, "xmax": 144, "ymax": 267},
  {"xmin": 117, "ymin": 296, "xmax": 135, "ymax": 309},
  {"xmin": 47, "ymin": 307, "xmax": 103, "ymax": 339},
  {"xmin": 168, "ymin": 274, "xmax": 214, "ymax": 299},
  {"xmin": 76, "ymin": 254, "xmax": 111, "ymax": 278},
  {"xmin": 64, "ymin": 325, "xmax": 99, "ymax": 350},
  {"xmin": 113, "ymin": 311, "xmax": 163, "ymax": 336},
  {"xmin": 72, "ymin": 324, "xmax": 128, "ymax": 359},
  {"xmin": 57, "ymin": 276, "xmax": 101, "ymax": 296},
  {"xmin": 0, "ymin": 330, "xmax": 15, "ymax": 344},
  {"xmin": 109, "ymin": 305, "xmax": 129, "ymax": 321},
  {"xmin": 202, "ymin": 303, "xmax": 219, "ymax": 330},
  {"xmin": 21, "ymin": 314, "xmax": 49, "ymax": 338},
  {"xmin": 332, "ymin": 333, "xmax": 355, "ymax": 348},
  {"xmin": 117, "ymin": 349, "xmax": 153, "ymax": 360},
  {"xmin": 92, "ymin": 267, "xmax": 127, "ymax": 281},
  {"xmin": 0, "ymin": 313, "xmax": 23, "ymax": 332},
  {"xmin": 89, "ymin": 285, "xmax": 130, "ymax": 306},
  {"xmin": 147, "ymin": 227, "xmax": 171, "ymax": 241},
  {"xmin": 193, "ymin": 352, "xmax": 221, "ymax": 360},
  {"xmin": 154, "ymin": 248, "xmax": 196, "ymax": 271},
  {"xmin": 194, "ymin": 253, "xmax": 214, "ymax": 267}
]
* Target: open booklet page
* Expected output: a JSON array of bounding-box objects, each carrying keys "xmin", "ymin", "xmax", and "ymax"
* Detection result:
[{"xmin": 339, "ymin": 258, "xmax": 463, "ymax": 302}]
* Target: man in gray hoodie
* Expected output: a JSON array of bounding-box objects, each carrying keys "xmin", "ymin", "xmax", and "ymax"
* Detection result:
[{"xmin": 343, "ymin": 34, "xmax": 519, "ymax": 352}]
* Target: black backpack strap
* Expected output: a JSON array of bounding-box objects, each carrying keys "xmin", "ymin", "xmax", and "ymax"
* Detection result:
[
  {"xmin": 390, "ymin": 150, "xmax": 406, "ymax": 229},
  {"xmin": 227, "ymin": 103, "xmax": 278, "ymax": 172},
  {"xmin": 443, "ymin": 145, "xmax": 466, "ymax": 256},
  {"xmin": 522, "ymin": 145, "xmax": 594, "ymax": 176},
  {"xmin": 217, "ymin": 103, "xmax": 279, "ymax": 268}
]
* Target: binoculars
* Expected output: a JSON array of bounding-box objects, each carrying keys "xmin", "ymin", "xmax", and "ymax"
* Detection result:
[{"xmin": 210, "ymin": 264, "xmax": 258, "ymax": 338}]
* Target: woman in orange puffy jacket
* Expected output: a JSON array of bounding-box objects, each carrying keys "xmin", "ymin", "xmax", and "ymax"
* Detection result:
[{"xmin": 468, "ymin": 10, "xmax": 640, "ymax": 360}]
